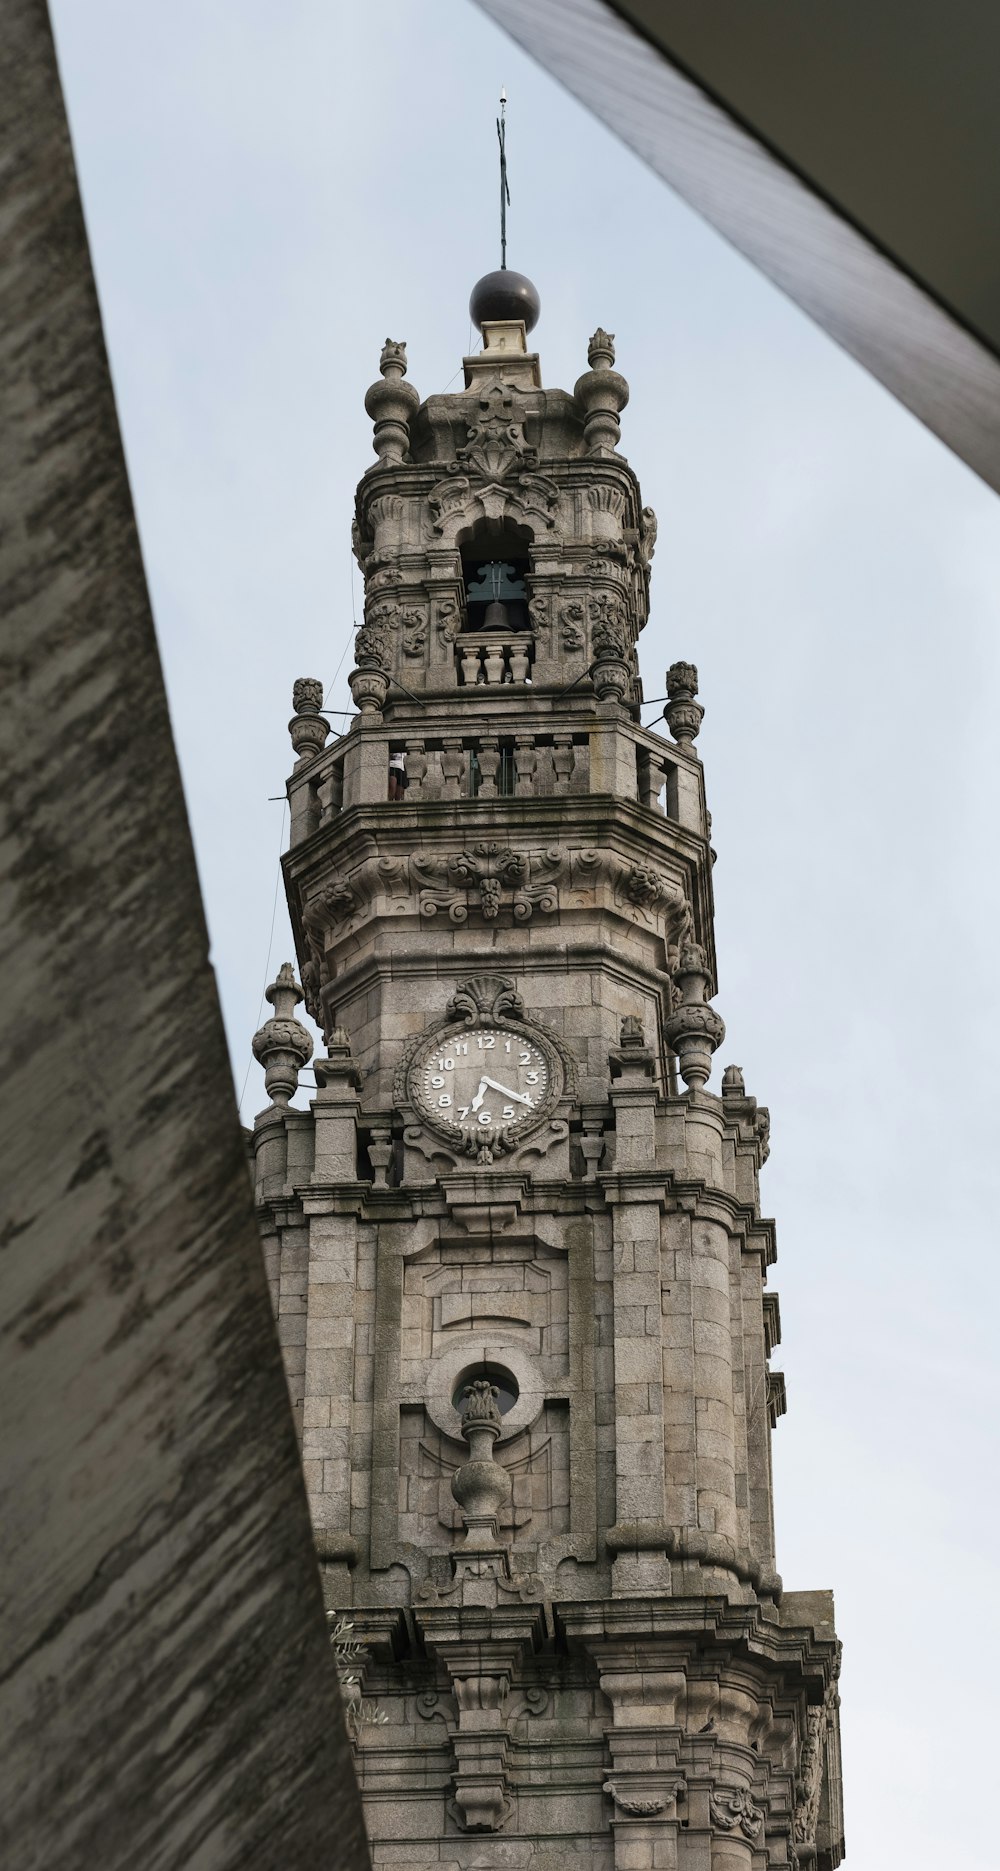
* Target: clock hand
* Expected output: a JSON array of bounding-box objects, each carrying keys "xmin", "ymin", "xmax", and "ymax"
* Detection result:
[
  {"xmin": 470, "ymin": 1078, "xmax": 489, "ymax": 1112},
  {"xmin": 480, "ymin": 1075, "xmax": 534, "ymax": 1107}
]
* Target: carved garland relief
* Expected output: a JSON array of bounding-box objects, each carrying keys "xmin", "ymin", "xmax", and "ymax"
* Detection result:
[
  {"xmin": 301, "ymin": 847, "xmax": 692, "ymax": 942},
  {"xmin": 412, "ymin": 842, "xmax": 562, "ymax": 924}
]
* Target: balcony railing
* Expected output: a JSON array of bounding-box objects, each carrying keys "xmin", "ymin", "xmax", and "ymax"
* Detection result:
[
  {"xmin": 287, "ymin": 721, "xmax": 705, "ymax": 845},
  {"xmin": 399, "ymin": 733, "xmax": 588, "ymax": 799},
  {"xmin": 456, "ymin": 632, "xmax": 534, "ymax": 687}
]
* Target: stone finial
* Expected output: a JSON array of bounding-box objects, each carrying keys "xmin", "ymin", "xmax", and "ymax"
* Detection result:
[
  {"xmin": 664, "ymin": 660, "xmax": 705, "ymax": 748},
  {"xmin": 609, "ymin": 1011, "xmax": 656, "ymax": 1085},
  {"xmin": 379, "ymin": 338, "xmax": 407, "ymax": 375},
  {"xmin": 347, "ymin": 665, "xmax": 389, "ymax": 718},
  {"xmin": 590, "ymin": 596, "xmax": 629, "ymax": 663},
  {"xmin": 353, "ymin": 620, "xmax": 389, "ymax": 670},
  {"xmin": 288, "ymin": 677, "xmax": 329, "ymax": 763},
  {"xmin": 575, "ymin": 330, "xmax": 629, "ymax": 456},
  {"xmin": 350, "ymin": 608, "xmax": 393, "ymax": 715},
  {"xmin": 451, "ymin": 1381, "xmax": 512, "ymax": 1547},
  {"xmin": 293, "ymin": 676, "xmax": 324, "ymax": 711},
  {"xmin": 663, "ymin": 941, "xmax": 725, "ymax": 1092},
  {"xmin": 313, "ymin": 1026, "xmax": 363, "ymax": 1091},
  {"xmin": 721, "ymin": 1064, "xmax": 746, "ymax": 1097},
  {"xmin": 251, "ymin": 962, "xmax": 313, "ymax": 1106},
  {"xmin": 667, "ymin": 660, "xmax": 698, "ymax": 695},
  {"xmin": 589, "ymin": 594, "xmax": 632, "ymax": 702},
  {"xmin": 460, "ymin": 1378, "xmax": 504, "ymax": 1427},
  {"xmin": 364, "ymin": 337, "xmax": 419, "ymax": 464}
]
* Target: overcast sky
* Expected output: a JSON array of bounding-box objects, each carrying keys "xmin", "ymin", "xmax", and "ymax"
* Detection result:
[{"xmin": 51, "ymin": 4, "xmax": 1000, "ymax": 1865}]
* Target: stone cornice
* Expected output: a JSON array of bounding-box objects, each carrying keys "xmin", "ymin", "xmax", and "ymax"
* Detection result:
[
  {"xmin": 346, "ymin": 1591, "xmax": 840, "ymax": 1693},
  {"xmin": 598, "ymin": 1172, "xmax": 674, "ymax": 1210},
  {"xmin": 556, "ymin": 1598, "xmax": 841, "ymax": 1687},
  {"xmin": 259, "ymin": 1151, "xmax": 776, "ymax": 1231},
  {"xmin": 285, "ymin": 790, "xmax": 710, "ymax": 881}
]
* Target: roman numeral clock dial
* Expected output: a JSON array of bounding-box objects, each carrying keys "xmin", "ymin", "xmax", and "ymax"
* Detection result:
[{"xmin": 412, "ymin": 1027, "xmax": 552, "ymax": 1141}]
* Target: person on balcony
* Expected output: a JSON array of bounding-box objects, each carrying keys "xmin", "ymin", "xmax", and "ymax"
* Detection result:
[{"xmin": 388, "ymin": 750, "xmax": 408, "ymax": 801}]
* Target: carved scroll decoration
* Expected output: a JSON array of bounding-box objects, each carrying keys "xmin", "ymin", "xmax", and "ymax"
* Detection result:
[
  {"xmin": 793, "ymin": 1652, "xmax": 840, "ymax": 1857},
  {"xmin": 457, "ymin": 381, "xmax": 536, "ymax": 482},
  {"xmin": 302, "ymin": 855, "xmax": 408, "ymax": 937},
  {"xmin": 412, "ymin": 843, "xmax": 564, "ymax": 925},
  {"xmin": 710, "ymin": 1786, "xmax": 764, "ymax": 1842},
  {"xmin": 427, "ymin": 470, "xmax": 559, "ymax": 540}
]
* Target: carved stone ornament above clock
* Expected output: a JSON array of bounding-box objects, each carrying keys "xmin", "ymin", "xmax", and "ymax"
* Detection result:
[{"xmin": 400, "ymin": 977, "xmax": 566, "ymax": 1165}]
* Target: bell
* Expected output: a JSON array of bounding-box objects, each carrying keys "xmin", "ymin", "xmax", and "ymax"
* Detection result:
[{"xmin": 483, "ymin": 598, "xmax": 508, "ymax": 630}]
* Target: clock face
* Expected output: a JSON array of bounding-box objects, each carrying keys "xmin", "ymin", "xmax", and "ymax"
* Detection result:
[{"xmin": 412, "ymin": 1026, "xmax": 552, "ymax": 1138}]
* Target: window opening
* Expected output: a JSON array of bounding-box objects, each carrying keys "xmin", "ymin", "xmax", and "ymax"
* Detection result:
[{"xmin": 464, "ymin": 559, "xmax": 530, "ymax": 632}]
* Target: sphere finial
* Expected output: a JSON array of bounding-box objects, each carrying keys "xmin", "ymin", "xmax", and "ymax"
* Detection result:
[{"xmin": 469, "ymin": 269, "xmax": 541, "ymax": 335}]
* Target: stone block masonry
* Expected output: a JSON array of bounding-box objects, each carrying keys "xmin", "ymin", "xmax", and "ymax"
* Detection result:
[{"xmin": 254, "ymin": 294, "xmax": 844, "ymax": 1866}]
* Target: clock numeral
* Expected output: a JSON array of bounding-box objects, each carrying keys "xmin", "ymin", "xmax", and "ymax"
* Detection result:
[
  {"xmin": 526, "ymin": 1071, "xmax": 540, "ymax": 1084},
  {"xmin": 502, "ymin": 1105, "xmax": 515, "ymax": 1119},
  {"xmin": 504, "ymin": 1039, "xmax": 511, "ymax": 1052},
  {"xmin": 437, "ymin": 1095, "xmax": 452, "ymax": 1108},
  {"xmin": 457, "ymin": 1106, "xmax": 470, "ymax": 1120},
  {"xmin": 519, "ymin": 1050, "xmax": 531, "ymax": 1064},
  {"xmin": 443, "ymin": 1058, "xmax": 454, "ymax": 1070},
  {"xmin": 478, "ymin": 1110, "xmax": 492, "ymax": 1125},
  {"xmin": 456, "ymin": 1042, "xmax": 468, "ymax": 1055},
  {"xmin": 430, "ymin": 1074, "xmax": 445, "ymax": 1088}
]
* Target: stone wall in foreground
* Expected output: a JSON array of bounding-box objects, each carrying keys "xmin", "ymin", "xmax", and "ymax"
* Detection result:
[{"xmin": 0, "ymin": 6, "xmax": 368, "ymax": 1865}]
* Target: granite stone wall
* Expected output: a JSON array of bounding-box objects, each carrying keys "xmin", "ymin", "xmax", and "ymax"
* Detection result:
[{"xmin": 0, "ymin": 7, "xmax": 368, "ymax": 1865}]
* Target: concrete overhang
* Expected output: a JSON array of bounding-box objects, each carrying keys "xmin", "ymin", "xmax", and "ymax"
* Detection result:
[{"xmin": 474, "ymin": 0, "xmax": 1000, "ymax": 493}]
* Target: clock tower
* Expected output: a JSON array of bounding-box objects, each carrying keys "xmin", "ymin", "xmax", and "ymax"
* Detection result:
[{"xmin": 251, "ymin": 273, "xmax": 845, "ymax": 1869}]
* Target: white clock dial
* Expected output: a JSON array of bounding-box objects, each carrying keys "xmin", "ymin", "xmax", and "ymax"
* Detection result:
[{"xmin": 415, "ymin": 1027, "xmax": 551, "ymax": 1135}]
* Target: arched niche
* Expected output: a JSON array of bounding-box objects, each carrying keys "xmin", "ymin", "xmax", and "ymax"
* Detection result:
[{"xmin": 456, "ymin": 515, "xmax": 533, "ymax": 634}]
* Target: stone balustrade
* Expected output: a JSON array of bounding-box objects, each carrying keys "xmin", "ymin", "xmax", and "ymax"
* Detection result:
[
  {"xmin": 287, "ymin": 720, "xmax": 705, "ymax": 845},
  {"xmin": 402, "ymin": 731, "xmax": 584, "ymax": 799},
  {"xmin": 455, "ymin": 632, "xmax": 533, "ymax": 687}
]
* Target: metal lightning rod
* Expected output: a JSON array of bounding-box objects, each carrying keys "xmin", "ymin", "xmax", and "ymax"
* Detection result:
[{"xmin": 497, "ymin": 87, "xmax": 511, "ymax": 268}]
